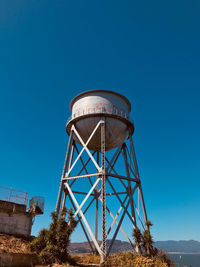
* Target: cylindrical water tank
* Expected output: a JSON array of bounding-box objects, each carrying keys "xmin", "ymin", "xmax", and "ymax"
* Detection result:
[{"xmin": 66, "ymin": 90, "xmax": 134, "ymax": 151}]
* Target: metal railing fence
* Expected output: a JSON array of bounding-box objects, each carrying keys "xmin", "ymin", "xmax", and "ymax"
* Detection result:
[
  {"xmin": 67, "ymin": 106, "xmax": 132, "ymax": 123},
  {"xmin": 29, "ymin": 196, "xmax": 44, "ymax": 214},
  {"xmin": 0, "ymin": 186, "xmax": 28, "ymax": 206}
]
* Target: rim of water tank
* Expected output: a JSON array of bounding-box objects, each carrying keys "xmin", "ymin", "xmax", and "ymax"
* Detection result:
[
  {"xmin": 66, "ymin": 113, "xmax": 134, "ymax": 137},
  {"xmin": 70, "ymin": 90, "xmax": 131, "ymax": 112}
]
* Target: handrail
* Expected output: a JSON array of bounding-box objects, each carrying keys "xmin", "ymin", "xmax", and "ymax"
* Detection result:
[
  {"xmin": 67, "ymin": 106, "xmax": 132, "ymax": 123},
  {"xmin": 0, "ymin": 186, "xmax": 28, "ymax": 206}
]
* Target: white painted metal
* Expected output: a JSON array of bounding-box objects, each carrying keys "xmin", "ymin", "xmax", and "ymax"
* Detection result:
[
  {"xmin": 73, "ymin": 178, "xmax": 100, "ymax": 218},
  {"xmin": 64, "ymin": 182, "xmax": 102, "ymax": 255},
  {"xmin": 70, "ymin": 124, "xmax": 101, "ymax": 172},
  {"xmin": 70, "ymin": 90, "xmax": 130, "ymax": 117},
  {"xmin": 67, "ymin": 90, "xmax": 134, "ymax": 151},
  {"xmin": 98, "ymin": 196, "xmax": 133, "ymax": 247},
  {"xmin": 56, "ymin": 90, "xmax": 149, "ymax": 264}
]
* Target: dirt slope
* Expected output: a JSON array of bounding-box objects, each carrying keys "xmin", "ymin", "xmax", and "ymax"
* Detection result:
[{"xmin": 0, "ymin": 233, "xmax": 32, "ymax": 253}]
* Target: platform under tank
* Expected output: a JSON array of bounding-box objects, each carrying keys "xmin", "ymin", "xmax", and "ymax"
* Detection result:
[{"xmin": 66, "ymin": 90, "xmax": 134, "ymax": 151}]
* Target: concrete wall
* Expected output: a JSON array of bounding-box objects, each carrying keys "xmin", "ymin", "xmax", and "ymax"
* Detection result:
[
  {"xmin": 0, "ymin": 253, "xmax": 39, "ymax": 267},
  {"xmin": 0, "ymin": 200, "xmax": 26, "ymax": 214},
  {"xmin": 0, "ymin": 212, "xmax": 32, "ymax": 237}
]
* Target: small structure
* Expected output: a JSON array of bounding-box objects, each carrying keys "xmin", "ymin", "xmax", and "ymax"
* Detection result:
[{"xmin": 0, "ymin": 186, "xmax": 44, "ymax": 237}]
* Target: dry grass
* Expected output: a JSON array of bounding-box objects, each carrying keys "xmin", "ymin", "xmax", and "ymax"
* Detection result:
[
  {"xmin": 103, "ymin": 252, "xmax": 169, "ymax": 267},
  {"xmin": 0, "ymin": 233, "xmax": 32, "ymax": 253},
  {"xmin": 36, "ymin": 252, "xmax": 173, "ymax": 267},
  {"xmin": 69, "ymin": 252, "xmax": 171, "ymax": 267},
  {"xmin": 0, "ymin": 234, "xmax": 172, "ymax": 267},
  {"xmin": 70, "ymin": 253, "xmax": 100, "ymax": 265}
]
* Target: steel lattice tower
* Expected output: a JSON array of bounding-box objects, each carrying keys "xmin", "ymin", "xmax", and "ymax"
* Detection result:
[{"xmin": 56, "ymin": 90, "xmax": 148, "ymax": 263}]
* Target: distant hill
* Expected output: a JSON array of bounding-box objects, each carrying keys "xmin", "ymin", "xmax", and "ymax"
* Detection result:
[
  {"xmin": 69, "ymin": 240, "xmax": 131, "ymax": 254},
  {"xmin": 155, "ymin": 240, "xmax": 200, "ymax": 253},
  {"xmin": 69, "ymin": 239, "xmax": 200, "ymax": 254}
]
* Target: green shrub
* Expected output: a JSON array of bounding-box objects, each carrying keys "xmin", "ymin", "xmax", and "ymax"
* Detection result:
[
  {"xmin": 155, "ymin": 249, "xmax": 175, "ymax": 267},
  {"xmin": 132, "ymin": 221, "xmax": 174, "ymax": 266},
  {"xmin": 29, "ymin": 208, "xmax": 77, "ymax": 265}
]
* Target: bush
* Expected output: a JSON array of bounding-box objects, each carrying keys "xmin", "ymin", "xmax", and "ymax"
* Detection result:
[
  {"xmin": 29, "ymin": 208, "xmax": 77, "ymax": 265},
  {"xmin": 132, "ymin": 221, "xmax": 174, "ymax": 266},
  {"xmin": 29, "ymin": 228, "xmax": 48, "ymax": 253},
  {"xmin": 155, "ymin": 249, "xmax": 175, "ymax": 267},
  {"xmin": 101, "ymin": 252, "xmax": 169, "ymax": 267}
]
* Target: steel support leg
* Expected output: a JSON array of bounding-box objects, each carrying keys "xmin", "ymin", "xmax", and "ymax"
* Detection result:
[
  {"xmin": 61, "ymin": 143, "xmax": 75, "ymax": 211},
  {"xmin": 130, "ymin": 135, "xmax": 148, "ymax": 227},
  {"xmin": 95, "ymin": 152, "xmax": 99, "ymax": 243},
  {"xmin": 123, "ymin": 145, "xmax": 137, "ymax": 224},
  {"xmin": 56, "ymin": 131, "xmax": 74, "ymax": 215},
  {"xmin": 101, "ymin": 118, "xmax": 106, "ymax": 263}
]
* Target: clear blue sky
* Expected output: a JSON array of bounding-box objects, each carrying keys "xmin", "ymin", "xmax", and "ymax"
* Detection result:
[{"xmin": 0, "ymin": 0, "xmax": 200, "ymax": 242}]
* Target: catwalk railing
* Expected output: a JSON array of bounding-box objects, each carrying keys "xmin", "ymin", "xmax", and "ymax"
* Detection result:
[
  {"xmin": 67, "ymin": 106, "xmax": 132, "ymax": 123},
  {"xmin": 0, "ymin": 186, "xmax": 28, "ymax": 206}
]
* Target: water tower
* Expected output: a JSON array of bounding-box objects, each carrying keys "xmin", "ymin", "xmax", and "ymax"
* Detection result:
[{"xmin": 56, "ymin": 90, "xmax": 148, "ymax": 262}]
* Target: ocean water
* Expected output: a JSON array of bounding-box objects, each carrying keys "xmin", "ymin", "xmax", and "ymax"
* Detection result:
[{"xmin": 169, "ymin": 253, "xmax": 200, "ymax": 267}]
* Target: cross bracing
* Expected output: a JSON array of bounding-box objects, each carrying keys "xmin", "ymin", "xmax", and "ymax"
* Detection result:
[{"xmin": 56, "ymin": 118, "xmax": 148, "ymax": 263}]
